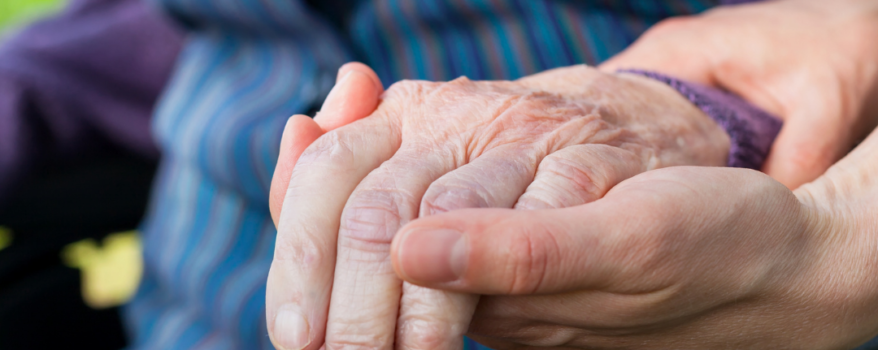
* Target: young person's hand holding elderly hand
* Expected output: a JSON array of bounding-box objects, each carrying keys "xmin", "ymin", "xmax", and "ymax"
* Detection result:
[
  {"xmin": 266, "ymin": 0, "xmax": 878, "ymax": 348},
  {"xmin": 386, "ymin": 2, "xmax": 878, "ymax": 348},
  {"xmin": 602, "ymin": 0, "xmax": 878, "ymax": 188},
  {"xmin": 393, "ymin": 122, "xmax": 878, "ymax": 350},
  {"xmin": 265, "ymin": 63, "xmax": 732, "ymax": 350}
]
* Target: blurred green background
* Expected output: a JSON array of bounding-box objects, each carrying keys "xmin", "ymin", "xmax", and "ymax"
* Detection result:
[{"xmin": 1, "ymin": 0, "xmax": 66, "ymax": 33}]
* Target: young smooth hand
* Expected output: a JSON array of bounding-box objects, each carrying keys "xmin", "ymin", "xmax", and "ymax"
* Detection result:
[
  {"xmin": 601, "ymin": 0, "xmax": 878, "ymax": 189},
  {"xmin": 393, "ymin": 128, "xmax": 878, "ymax": 349}
]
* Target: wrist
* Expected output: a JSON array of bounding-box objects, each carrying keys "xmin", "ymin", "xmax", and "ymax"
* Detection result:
[
  {"xmin": 619, "ymin": 70, "xmax": 781, "ymax": 169},
  {"xmin": 518, "ymin": 65, "xmax": 732, "ymax": 168},
  {"xmin": 613, "ymin": 71, "xmax": 731, "ymax": 168}
]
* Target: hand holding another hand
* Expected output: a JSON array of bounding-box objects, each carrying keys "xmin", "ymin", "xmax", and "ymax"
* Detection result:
[
  {"xmin": 266, "ymin": 63, "xmax": 732, "ymax": 350},
  {"xmin": 394, "ymin": 127, "xmax": 878, "ymax": 349}
]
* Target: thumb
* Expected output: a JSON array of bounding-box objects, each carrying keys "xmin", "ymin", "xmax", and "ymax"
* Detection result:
[
  {"xmin": 390, "ymin": 167, "xmax": 787, "ymax": 296},
  {"xmin": 269, "ymin": 62, "xmax": 383, "ymax": 225},
  {"xmin": 390, "ymin": 206, "xmax": 627, "ymax": 295}
]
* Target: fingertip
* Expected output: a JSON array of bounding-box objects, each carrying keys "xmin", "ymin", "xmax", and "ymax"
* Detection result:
[
  {"xmin": 270, "ymin": 115, "xmax": 324, "ymax": 226},
  {"xmin": 391, "ymin": 209, "xmax": 493, "ymax": 285},
  {"xmin": 271, "ymin": 304, "xmax": 311, "ymax": 350},
  {"xmin": 393, "ymin": 208, "xmax": 561, "ymax": 293},
  {"xmin": 393, "ymin": 226, "xmax": 466, "ymax": 285},
  {"xmin": 337, "ymin": 62, "xmax": 384, "ymax": 92},
  {"xmin": 315, "ymin": 68, "xmax": 383, "ymax": 131}
]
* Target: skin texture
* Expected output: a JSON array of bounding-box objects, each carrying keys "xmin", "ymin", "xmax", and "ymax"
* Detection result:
[
  {"xmin": 600, "ymin": 0, "xmax": 878, "ymax": 189},
  {"xmin": 392, "ymin": 126, "xmax": 878, "ymax": 349},
  {"xmin": 265, "ymin": 64, "xmax": 731, "ymax": 350},
  {"xmin": 269, "ymin": 62, "xmax": 384, "ymax": 226},
  {"xmin": 267, "ymin": 0, "xmax": 878, "ymax": 348}
]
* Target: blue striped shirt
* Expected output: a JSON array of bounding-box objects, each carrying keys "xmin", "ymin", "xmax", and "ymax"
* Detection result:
[{"xmin": 125, "ymin": 1, "xmax": 723, "ymax": 349}]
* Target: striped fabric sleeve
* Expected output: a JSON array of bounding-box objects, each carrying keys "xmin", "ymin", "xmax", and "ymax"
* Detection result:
[{"xmin": 621, "ymin": 70, "xmax": 782, "ymax": 170}]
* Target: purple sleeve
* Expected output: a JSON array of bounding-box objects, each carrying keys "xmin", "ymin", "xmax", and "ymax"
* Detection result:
[
  {"xmin": 621, "ymin": 70, "xmax": 782, "ymax": 170},
  {"xmin": 0, "ymin": 0, "xmax": 183, "ymax": 204}
]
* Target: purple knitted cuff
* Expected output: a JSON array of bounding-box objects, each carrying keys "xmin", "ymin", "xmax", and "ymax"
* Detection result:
[{"xmin": 621, "ymin": 70, "xmax": 782, "ymax": 169}]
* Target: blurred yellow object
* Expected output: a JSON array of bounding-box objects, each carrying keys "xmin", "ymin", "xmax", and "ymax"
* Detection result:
[
  {"xmin": 0, "ymin": 226, "xmax": 11, "ymax": 251},
  {"xmin": 62, "ymin": 231, "xmax": 143, "ymax": 309}
]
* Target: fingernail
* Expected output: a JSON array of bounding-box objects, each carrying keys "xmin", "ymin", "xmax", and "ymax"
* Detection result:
[
  {"xmin": 274, "ymin": 304, "xmax": 310, "ymax": 350},
  {"xmin": 398, "ymin": 229, "xmax": 467, "ymax": 283},
  {"xmin": 322, "ymin": 70, "xmax": 354, "ymax": 108},
  {"xmin": 279, "ymin": 116, "xmax": 297, "ymax": 147}
]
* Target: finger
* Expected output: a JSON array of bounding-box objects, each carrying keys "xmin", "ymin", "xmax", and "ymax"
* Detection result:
[
  {"xmin": 388, "ymin": 147, "xmax": 540, "ymax": 327},
  {"xmin": 270, "ymin": 115, "xmax": 325, "ymax": 225},
  {"xmin": 396, "ymin": 283, "xmax": 478, "ymax": 350},
  {"xmin": 269, "ymin": 63, "xmax": 383, "ymax": 225},
  {"xmin": 420, "ymin": 146, "xmax": 542, "ymax": 216},
  {"xmin": 336, "ymin": 62, "xmax": 383, "ymax": 94},
  {"xmin": 515, "ymin": 144, "xmax": 644, "ymax": 209},
  {"xmin": 394, "ymin": 147, "xmax": 541, "ymax": 350},
  {"xmin": 392, "ymin": 167, "xmax": 791, "ymax": 295},
  {"xmin": 392, "ymin": 208, "xmax": 598, "ymax": 295},
  {"xmin": 266, "ymin": 116, "xmax": 401, "ymax": 350},
  {"xmin": 392, "ymin": 185, "xmax": 668, "ymax": 294},
  {"xmin": 763, "ymin": 115, "xmax": 852, "ymax": 189},
  {"xmin": 325, "ymin": 149, "xmax": 456, "ymax": 349},
  {"xmin": 314, "ymin": 63, "xmax": 384, "ymax": 131}
]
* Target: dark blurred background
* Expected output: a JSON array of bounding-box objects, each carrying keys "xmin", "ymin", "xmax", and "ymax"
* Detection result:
[{"xmin": 0, "ymin": 3, "xmax": 151, "ymax": 349}]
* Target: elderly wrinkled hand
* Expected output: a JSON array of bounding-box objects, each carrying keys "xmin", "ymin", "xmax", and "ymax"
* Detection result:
[{"xmin": 266, "ymin": 64, "xmax": 731, "ymax": 350}]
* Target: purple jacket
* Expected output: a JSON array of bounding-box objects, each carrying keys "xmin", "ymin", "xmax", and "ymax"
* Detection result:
[{"xmin": 0, "ymin": 0, "xmax": 182, "ymax": 205}]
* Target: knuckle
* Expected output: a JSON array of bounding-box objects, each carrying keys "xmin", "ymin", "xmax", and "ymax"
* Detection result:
[
  {"xmin": 339, "ymin": 187, "xmax": 416, "ymax": 253},
  {"xmin": 441, "ymin": 76, "xmax": 474, "ymax": 92},
  {"xmin": 539, "ymin": 153, "xmax": 606, "ymax": 201},
  {"xmin": 273, "ymin": 225, "xmax": 329, "ymax": 269},
  {"xmin": 421, "ymin": 183, "xmax": 490, "ymax": 215},
  {"xmin": 384, "ymin": 79, "xmax": 433, "ymax": 101},
  {"xmin": 297, "ymin": 130, "xmax": 356, "ymax": 168},
  {"xmin": 644, "ymin": 16, "xmax": 695, "ymax": 38}
]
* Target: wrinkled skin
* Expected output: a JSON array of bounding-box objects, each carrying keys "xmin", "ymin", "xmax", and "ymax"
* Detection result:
[
  {"xmin": 601, "ymin": 0, "xmax": 878, "ymax": 189},
  {"xmin": 266, "ymin": 64, "xmax": 730, "ymax": 350},
  {"xmin": 393, "ymin": 126, "xmax": 878, "ymax": 349},
  {"xmin": 266, "ymin": 0, "xmax": 878, "ymax": 347}
]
